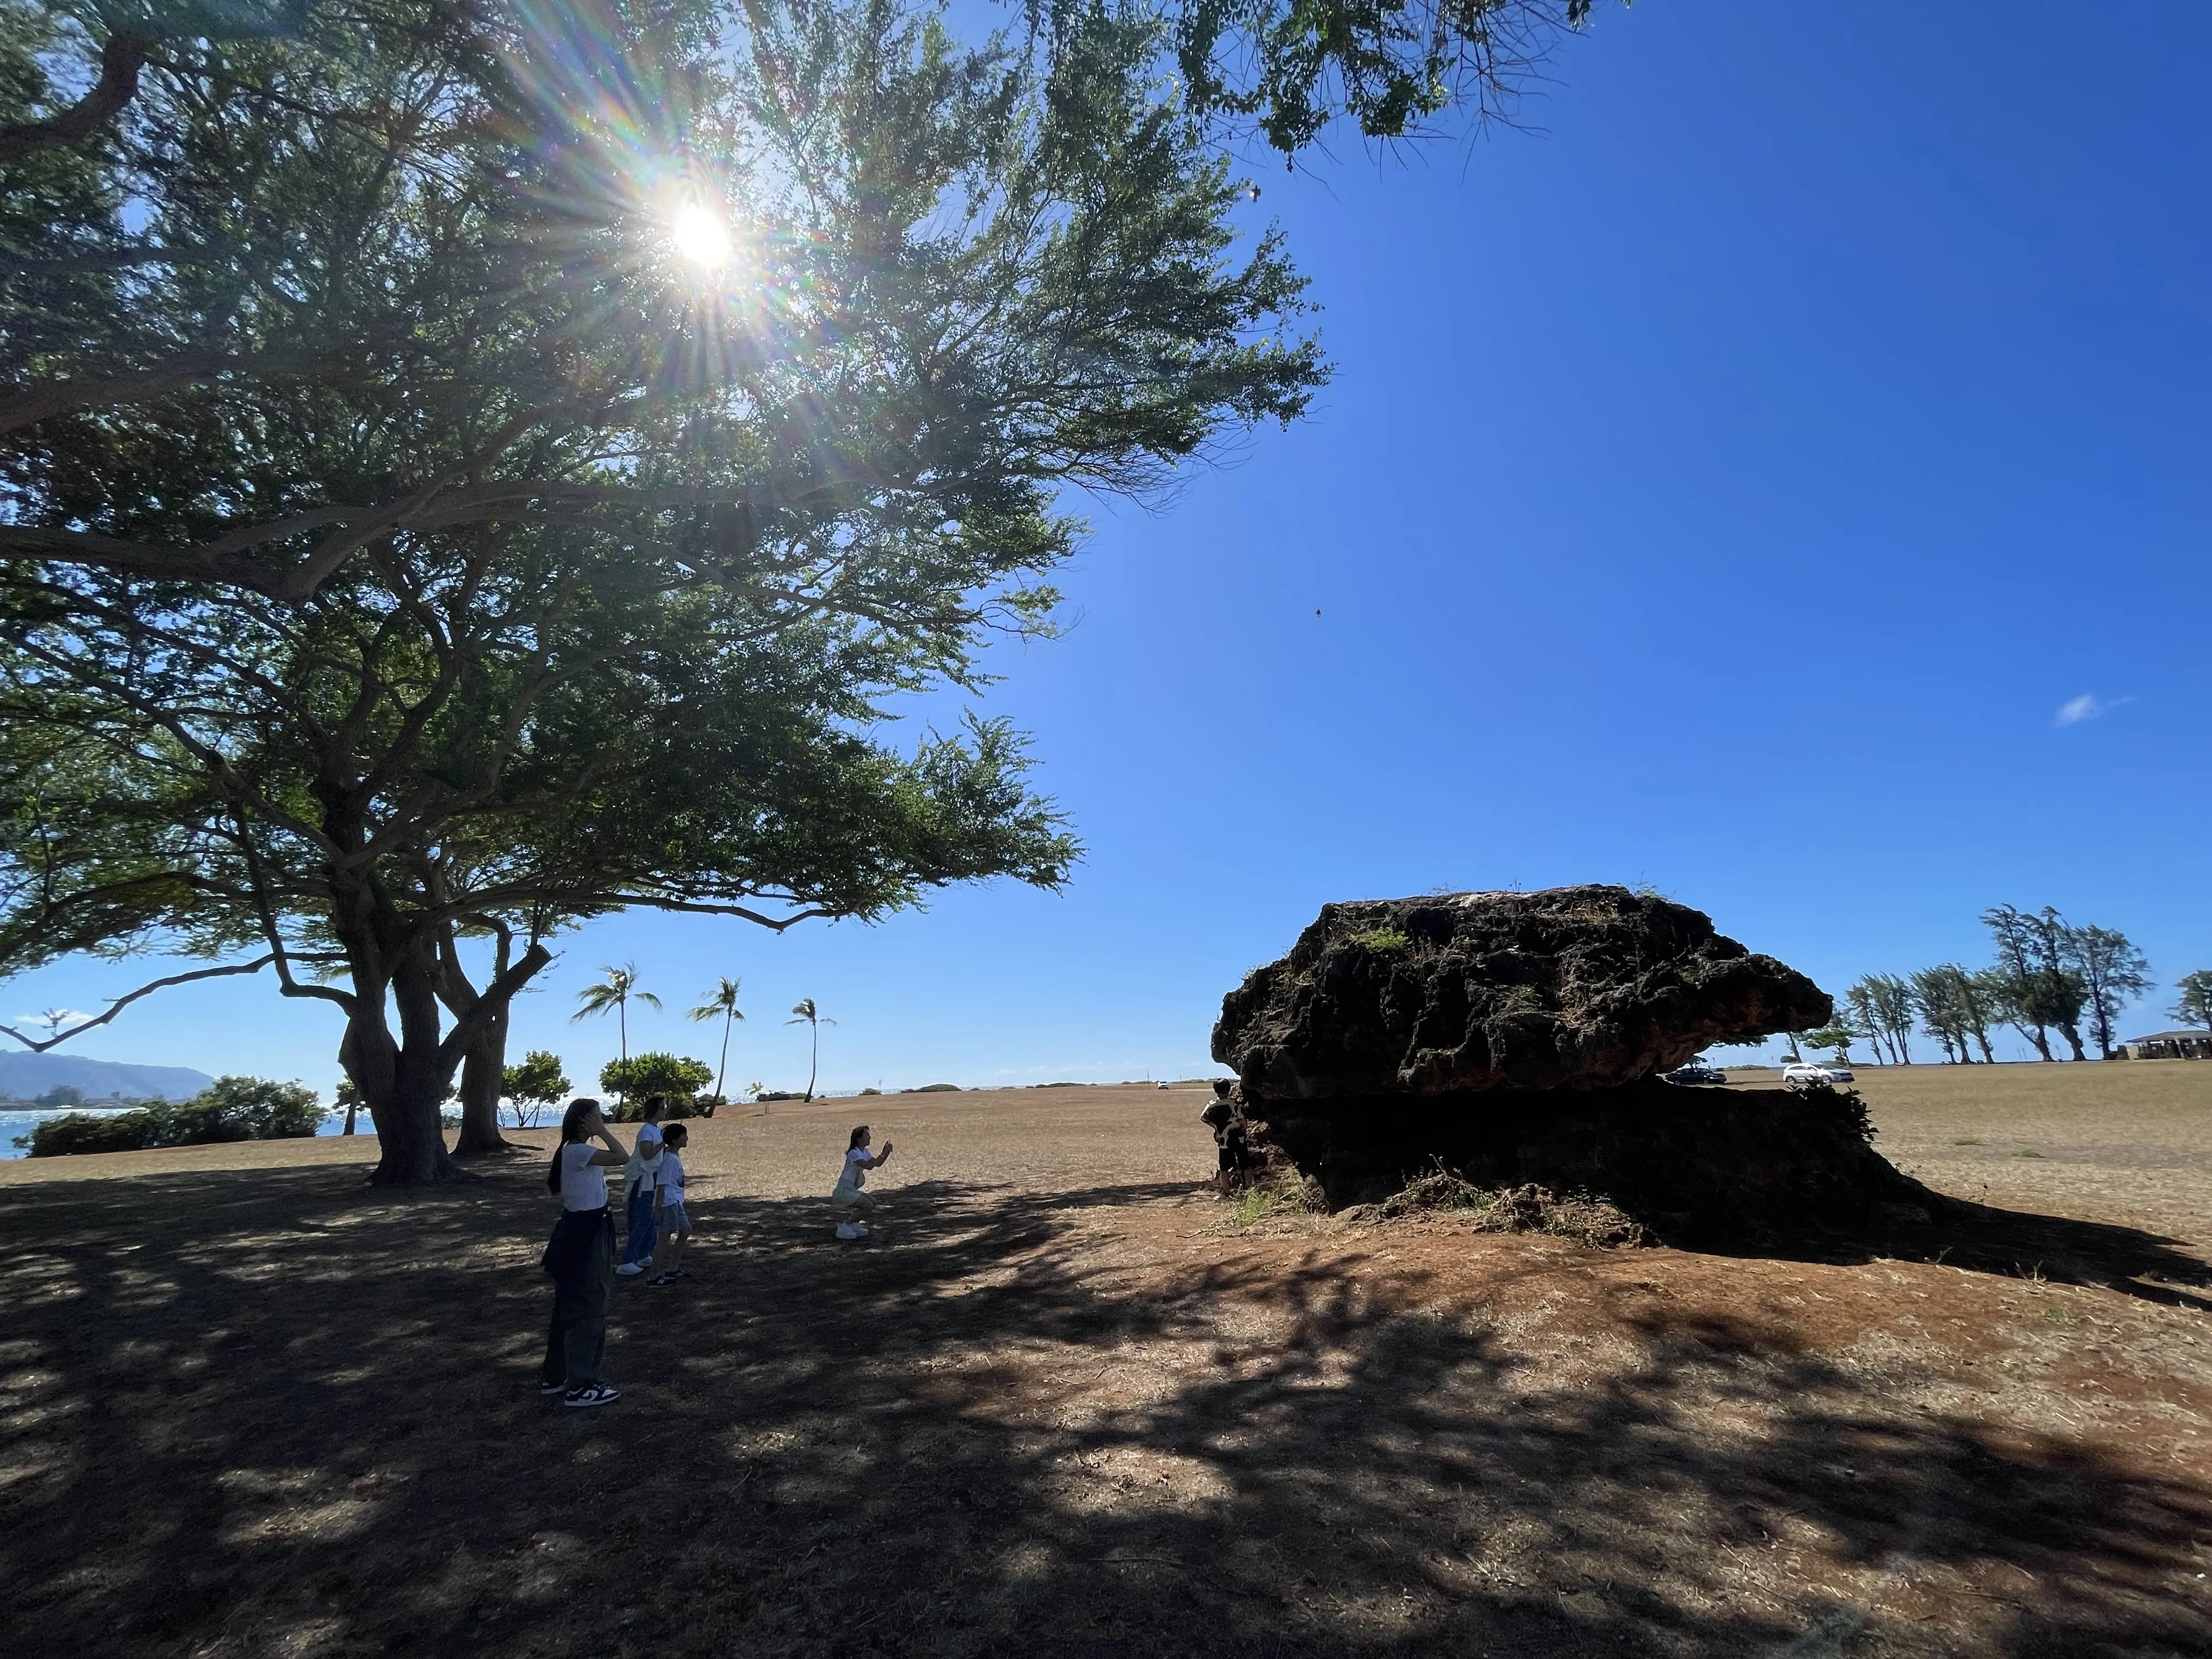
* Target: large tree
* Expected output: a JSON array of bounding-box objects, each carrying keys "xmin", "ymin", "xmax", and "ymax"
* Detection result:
[
  {"xmin": 2061, "ymin": 922, "xmax": 2151, "ymax": 1060},
  {"xmin": 0, "ymin": 0, "xmax": 1606, "ymax": 607},
  {"xmin": 2174, "ymin": 970, "xmax": 2212, "ymax": 1038},
  {"xmin": 1981, "ymin": 904, "xmax": 2088, "ymax": 1062},
  {"xmin": 0, "ymin": 0, "xmax": 1323, "ymax": 1182}
]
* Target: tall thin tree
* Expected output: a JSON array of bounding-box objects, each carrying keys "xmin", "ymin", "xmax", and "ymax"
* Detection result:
[
  {"xmin": 2062, "ymin": 923, "xmax": 2152, "ymax": 1059},
  {"xmin": 572, "ymin": 965, "xmax": 661, "ymax": 1111},
  {"xmin": 787, "ymin": 997, "xmax": 835, "ymax": 1103},
  {"xmin": 688, "ymin": 978, "xmax": 746, "ymax": 1108}
]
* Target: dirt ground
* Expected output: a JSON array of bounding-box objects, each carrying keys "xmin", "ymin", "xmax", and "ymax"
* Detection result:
[{"xmin": 1, "ymin": 1065, "xmax": 2208, "ymax": 1658}]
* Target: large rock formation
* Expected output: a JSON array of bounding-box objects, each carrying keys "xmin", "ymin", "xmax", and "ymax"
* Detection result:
[{"xmin": 1211, "ymin": 886, "xmax": 1931, "ymax": 1243}]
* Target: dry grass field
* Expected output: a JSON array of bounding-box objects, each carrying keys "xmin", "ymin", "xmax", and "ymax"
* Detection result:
[{"xmin": 1, "ymin": 1063, "xmax": 2208, "ymax": 1658}]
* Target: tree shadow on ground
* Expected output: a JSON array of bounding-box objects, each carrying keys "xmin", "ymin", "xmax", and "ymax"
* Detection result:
[
  {"xmin": 1702, "ymin": 1196, "xmax": 2212, "ymax": 1313},
  {"xmin": 0, "ymin": 1167, "xmax": 2206, "ymax": 1658}
]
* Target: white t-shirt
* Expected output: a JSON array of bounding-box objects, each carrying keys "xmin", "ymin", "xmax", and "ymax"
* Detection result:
[
  {"xmin": 559, "ymin": 1142, "xmax": 608, "ymax": 1211},
  {"xmin": 836, "ymin": 1146, "xmax": 870, "ymax": 1190},
  {"xmin": 627, "ymin": 1122, "xmax": 664, "ymax": 1193},
  {"xmin": 657, "ymin": 1152, "xmax": 687, "ymax": 1209}
]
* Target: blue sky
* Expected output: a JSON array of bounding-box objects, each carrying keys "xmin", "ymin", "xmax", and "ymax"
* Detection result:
[{"xmin": 14, "ymin": 1, "xmax": 2211, "ymax": 1093}]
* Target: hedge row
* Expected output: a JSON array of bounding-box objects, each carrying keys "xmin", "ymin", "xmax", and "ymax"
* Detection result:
[{"xmin": 21, "ymin": 1076, "xmax": 321, "ymax": 1157}]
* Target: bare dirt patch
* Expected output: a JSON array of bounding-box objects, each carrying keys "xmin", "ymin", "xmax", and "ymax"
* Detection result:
[{"xmin": 2, "ymin": 1071, "xmax": 2208, "ymax": 1657}]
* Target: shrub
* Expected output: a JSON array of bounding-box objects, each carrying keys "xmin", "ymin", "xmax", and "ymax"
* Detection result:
[
  {"xmin": 1345, "ymin": 927, "xmax": 1409, "ymax": 952},
  {"xmin": 23, "ymin": 1076, "xmax": 319, "ymax": 1157},
  {"xmin": 1218, "ymin": 1167, "xmax": 1327, "ymax": 1229},
  {"xmin": 600, "ymin": 1053, "xmax": 714, "ymax": 1116},
  {"xmin": 901, "ymin": 1082, "xmax": 960, "ymax": 1093}
]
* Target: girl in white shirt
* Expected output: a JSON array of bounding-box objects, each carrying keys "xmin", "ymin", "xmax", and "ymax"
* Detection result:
[
  {"xmin": 540, "ymin": 1098, "xmax": 629, "ymax": 1408},
  {"xmin": 831, "ymin": 1124, "xmax": 894, "ymax": 1240}
]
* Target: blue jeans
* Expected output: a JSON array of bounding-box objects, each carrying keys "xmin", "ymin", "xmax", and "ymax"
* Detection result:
[{"xmin": 622, "ymin": 1183, "xmax": 658, "ymax": 1267}]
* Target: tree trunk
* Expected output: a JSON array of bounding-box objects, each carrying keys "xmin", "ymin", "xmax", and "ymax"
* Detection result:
[
  {"xmin": 2057, "ymin": 1020, "xmax": 2087, "ymax": 1062},
  {"xmin": 362, "ymin": 948, "xmax": 470, "ymax": 1185},
  {"xmin": 431, "ymin": 920, "xmax": 543, "ymax": 1157},
  {"xmin": 451, "ymin": 1000, "xmax": 511, "ymax": 1155}
]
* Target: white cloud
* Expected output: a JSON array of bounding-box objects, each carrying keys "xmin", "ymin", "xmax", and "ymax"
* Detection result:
[
  {"xmin": 13, "ymin": 1008, "xmax": 93, "ymax": 1027},
  {"xmin": 2055, "ymin": 693, "xmax": 2132, "ymax": 727}
]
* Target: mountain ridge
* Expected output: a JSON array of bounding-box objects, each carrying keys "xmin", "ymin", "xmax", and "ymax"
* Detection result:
[{"xmin": 0, "ymin": 1051, "xmax": 217, "ymax": 1102}]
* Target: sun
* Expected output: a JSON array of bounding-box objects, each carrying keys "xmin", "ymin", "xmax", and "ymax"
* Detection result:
[{"xmin": 669, "ymin": 203, "xmax": 732, "ymax": 269}]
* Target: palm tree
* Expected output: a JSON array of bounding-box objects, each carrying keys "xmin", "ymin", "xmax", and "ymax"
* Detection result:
[
  {"xmin": 571, "ymin": 963, "xmax": 660, "ymax": 1110},
  {"xmin": 687, "ymin": 977, "xmax": 745, "ymax": 1108},
  {"xmin": 786, "ymin": 997, "xmax": 836, "ymax": 1103}
]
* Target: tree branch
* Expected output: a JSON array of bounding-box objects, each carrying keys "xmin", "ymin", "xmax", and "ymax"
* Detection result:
[
  {"xmin": 0, "ymin": 953, "xmax": 274, "ymax": 1052},
  {"xmin": 434, "ymin": 938, "xmax": 551, "ymax": 1073},
  {"xmin": 0, "ymin": 32, "xmax": 148, "ymax": 164}
]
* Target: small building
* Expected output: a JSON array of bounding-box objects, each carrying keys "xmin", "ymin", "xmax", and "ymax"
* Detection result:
[{"xmin": 2115, "ymin": 1030, "xmax": 2212, "ymax": 1060}]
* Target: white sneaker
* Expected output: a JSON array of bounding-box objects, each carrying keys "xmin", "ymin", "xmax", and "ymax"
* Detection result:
[
  {"xmin": 615, "ymin": 1262, "xmax": 645, "ymax": 1276},
  {"xmin": 850, "ymin": 1222, "xmax": 870, "ymax": 1237},
  {"xmin": 834, "ymin": 1222, "xmax": 862, "ymax": 1240}
]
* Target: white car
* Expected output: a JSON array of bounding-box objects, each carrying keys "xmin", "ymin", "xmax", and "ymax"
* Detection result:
[{"xmin": 1782, "ymin": 1062, "xmax": 1849, "ymax": 1087}]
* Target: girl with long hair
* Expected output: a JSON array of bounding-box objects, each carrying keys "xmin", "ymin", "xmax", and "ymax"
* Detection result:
[
  {"xmin": 540, "ymin": 1098, "xmax": 629, "ymax": 1408},
  {"xmin": 831, "ymin": 1123, "xmax": 894, "ymax": 1240}
]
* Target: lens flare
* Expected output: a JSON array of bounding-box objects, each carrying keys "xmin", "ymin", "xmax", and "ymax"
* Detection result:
[{"xmin": 670, "ymin": 203, "xmax": 732, "ymax": 268}]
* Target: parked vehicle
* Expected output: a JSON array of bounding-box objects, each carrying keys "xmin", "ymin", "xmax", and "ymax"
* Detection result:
[
  {"xmin": 1781, "ymin": 1062, "xmax": 1850, "ymax": 1087},
  {"xmin": 1663, "ymin": 1063, "xmax": 1728, "ymax": 1085}
]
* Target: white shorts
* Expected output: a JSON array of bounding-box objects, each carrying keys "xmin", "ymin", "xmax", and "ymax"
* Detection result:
[{"xmin": 831, "ymin": 1181, "xmax": 867, "ymax": 1208}]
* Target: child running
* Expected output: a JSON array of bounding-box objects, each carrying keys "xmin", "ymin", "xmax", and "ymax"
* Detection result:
[
  {"xmin": 831, "ymin": 1124, "xmax": 894, "ymax": 1240},
  {"xmin": 648, "ymin": 1122, "xmax": 692, "ymax": 1287}
]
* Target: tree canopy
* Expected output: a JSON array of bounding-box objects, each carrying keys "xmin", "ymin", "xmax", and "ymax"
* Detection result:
[{"xmin": 0, "ymin": 0, "xmax": 1325, "ymax": 1180}]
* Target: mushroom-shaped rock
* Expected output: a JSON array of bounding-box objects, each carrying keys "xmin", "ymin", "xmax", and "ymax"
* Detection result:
[
  {"xmin": 1212, "ymin": 885, "xmax": 1831, "ymax": 1098},
  {"xmin": 1207, "ymin": 887, "xmax": 1926, "ymax": 1243}
]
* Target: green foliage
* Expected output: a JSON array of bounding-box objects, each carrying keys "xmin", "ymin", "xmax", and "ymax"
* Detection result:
[
  {"xmin": 501, "ymin": 1049, "xmax": 571, "ymax": 1128},
  {"xmin": 1345, "ymin": 927, "xmax": 1409, "ymax": 952},
  {"xmin": 2063, "ymin": 923, "xmax": 2151, "ymax": 1058},
  {"xmin": 1162, "ymin": 0, "xmax": 1613, "ymax": 155},
  {"xmin": 600, "ymin": 1052, "xmax": 715, "ymax": 1114},
  {"xmin": 23, "ymin": 1074, "xmax": 319, "ymax": 1155},
  {"xmin": 1801, "ymin": 1027, "xmax": 1854, "ymax": 1064},
  {"xmin": 503, "ymin": 1050, "xmax": 571, "ymax": 1107},
  {"xmin": 1982, "ymin": 905, "xmax": 2089, "ymax": 1060},
  {"xmin": 902, "ymin": 1082, "xmax": 961, "ymax": 1093},
  {"xmin": 0, "ymin": 0, "xmax": 1325, "ymax": 1178},
  {"xmin": 1220, "ymin": 1167, "xmax": 1327, "ymax": 1228},
  {"xmin": 1846, "ymin": 974, "xmax": 1916, "ymax": 1065},
  {"xmin": 2174, "ymin": 970, "xmax": 2212, "ymax": 1034}
]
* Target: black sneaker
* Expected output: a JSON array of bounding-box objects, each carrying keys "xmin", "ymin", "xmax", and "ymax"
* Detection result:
[
  {"xmin": 563, "ymin": 1381, "xmax": 620, "ymax": 1409},
  {"xmin": 539, "ymin": 1380, "xmax": 568, "ymax": 1398}
]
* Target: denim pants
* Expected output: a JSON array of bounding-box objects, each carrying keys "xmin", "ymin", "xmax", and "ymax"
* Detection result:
[
  {"xmin": 621, "ymin": 1182, "xmax": 658, "ymax": 1267},
  {"xmin": 544, "ymin": 1209, "xmax": 613, "ymax": 1386}
]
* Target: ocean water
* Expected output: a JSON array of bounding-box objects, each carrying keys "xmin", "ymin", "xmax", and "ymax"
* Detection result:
[{"xmin": 0, "ymin": 1108, "xmax": 357, "ymax": 1161}]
